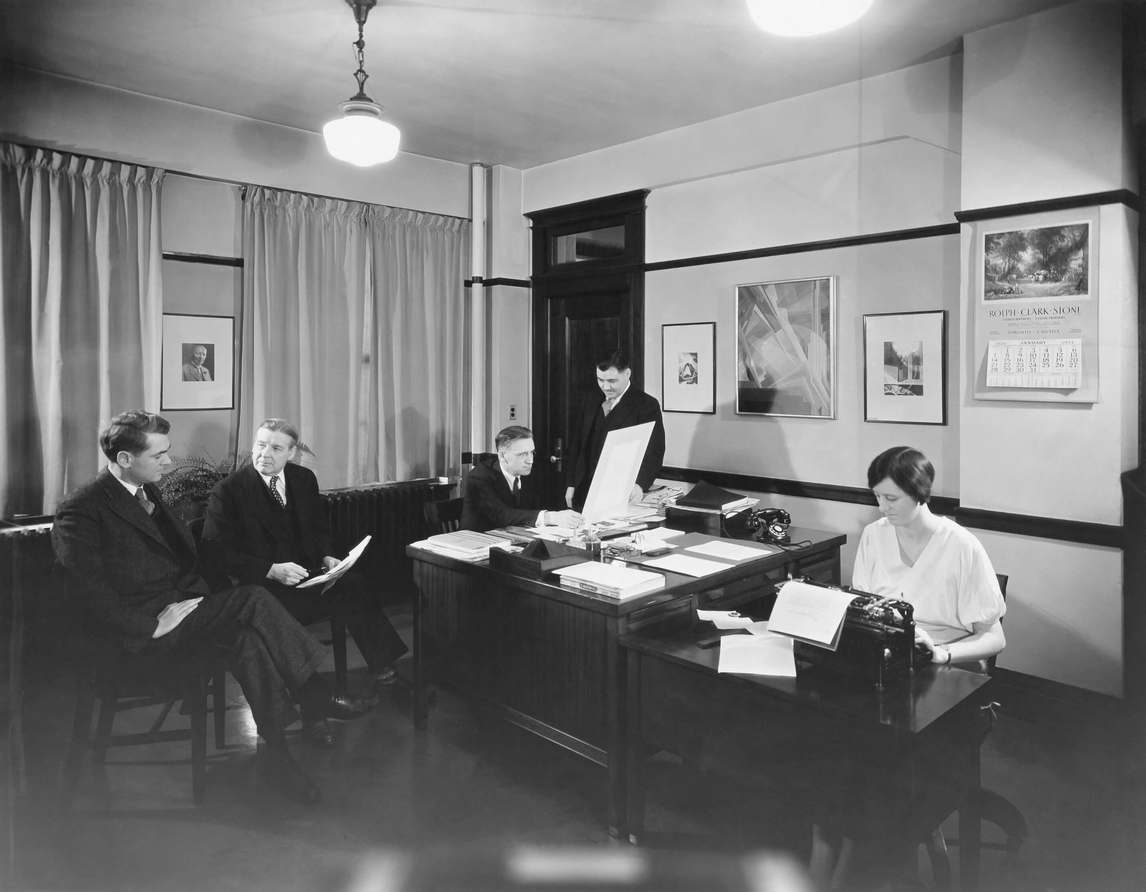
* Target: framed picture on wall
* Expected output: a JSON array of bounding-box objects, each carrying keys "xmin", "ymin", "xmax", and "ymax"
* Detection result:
[
  {"xmin": 736, "ymin": 276, "xmax": 835, "ymax": 418},
  {"xmin": 863, "ymin": 310, "xmax": 946, "ymax": 425},
  {"xmin": 161, "ymin": 313, "xmax": 235, "ymax": 410},
  {"xmin": 662, "ymin": 322, "xmax": 716, "ymax": 414}
]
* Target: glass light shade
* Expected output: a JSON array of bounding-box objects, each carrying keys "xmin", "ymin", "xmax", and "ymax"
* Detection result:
[
  {"xmin": 745, "ymin": 0, "xmax": 874, "ymax": 36},
  {"xmin": 323, "ymin": 99, "xmax": 401, "ymax": 166}
]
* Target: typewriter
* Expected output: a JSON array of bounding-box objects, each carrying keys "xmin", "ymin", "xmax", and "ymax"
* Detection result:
[{"xmin": 791, "ymin": 581, "xmax": 927, "ymax": 688}]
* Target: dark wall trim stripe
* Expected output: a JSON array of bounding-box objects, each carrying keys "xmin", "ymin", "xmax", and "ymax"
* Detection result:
[
  {"xmin": 954, "ymin": 507, "xmax": 1123, "ymax": 549},
  {"xmin": 162, "ymin": 251, "xmax": 243, "ymax": 268},
  {"xmin": 644, "ymin": 223, "xmax": 959, "ymax": 273},
  {"xmin": 464, "ymin": 277, "xmax": 531, "ymax": 289},
  {"xmin": 955, "ymin": 189, "xmax": 1139, "ymax": 223},
  {"xmin": 660, "ymin": 466, "xmax": 1123, "ymax": 549}
]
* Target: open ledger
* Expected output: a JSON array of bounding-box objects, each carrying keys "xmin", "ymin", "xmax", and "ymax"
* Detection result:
[
  {"xmin": 552, "ymin": 561, "xmax": 665, "ymax": 598},
  {"xmin": 296, "ymin": 535, "xmax": 371, "ymax": 595}
]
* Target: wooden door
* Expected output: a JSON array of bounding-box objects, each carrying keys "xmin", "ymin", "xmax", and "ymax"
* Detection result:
[{"xmin": 527, "ymin": 191, "xmax": 647, "ymax": 506}]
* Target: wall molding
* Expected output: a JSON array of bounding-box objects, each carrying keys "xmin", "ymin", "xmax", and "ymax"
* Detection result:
[
  {"xmin": 644, "ymin": 222, "xmax": 959, "ymax": 273},
  {"xmin": 660, "ymin": 466, "xmax": 1123, "ymax": 549},
  {"xmin": 954, "ymin": 189, "xmax": 1139, "ymax": 223},
  {"xmin": 161, "ymin": 251, "xmax": 242, "ymax": 267}
]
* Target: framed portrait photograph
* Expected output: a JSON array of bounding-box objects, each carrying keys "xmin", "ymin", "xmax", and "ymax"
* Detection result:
[
  {"xmin": 736, "ymin": 276, "xmax": 835, "ymax": 418},
  {"xmin": 662, "ymin": 322, "xmax": 716, "ymax": 414},
  {"xmin": 161, "ymin": 313, "xmax": 234, "ymax": 410},
  {"xmin": 863, "ymin": 310, "xmax": 946, "ymax": 425}
]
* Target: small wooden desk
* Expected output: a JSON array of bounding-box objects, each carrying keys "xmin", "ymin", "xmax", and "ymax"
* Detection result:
[
  {"xmin": 409, "ymin": 526, "xmax": 845, "ymax": 836},
  {"xmin": 620, "ymin": 626, "xmax": 993, "ymax": 889}
]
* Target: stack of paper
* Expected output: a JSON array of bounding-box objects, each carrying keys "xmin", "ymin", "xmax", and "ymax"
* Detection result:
[
  {"xmin": 638, "ymin": 484, "xmax": 686, "ymax": 507},
  {"xmin": 416, "ymin": 530, "xmax": 507, "ymax": 561},
  {"xmin": 675, "ymin": 481, "xmax": 756, "ymax": 515},
  {"xmin": 552, "ymin": 561, "xmax": 665, "ymax": 598}
]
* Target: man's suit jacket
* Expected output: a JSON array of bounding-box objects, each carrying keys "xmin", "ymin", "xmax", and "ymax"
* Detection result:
[
  {"xmin": 459, "ymin": 454, "xmax": 542, "ymax": 532},
  {"xmin": 202, "ymin": 462, "xmax": 331, "ymax": 586},
  {"xmin": 182, "ymin": 363, "xmax": 212, "ymax": 382},
  {"xmin": 51, "ymin": 470, "xmax": 208, "ymax": 648},
  {"xmin": 566, "ymin": 386, "xmax": 666, "ymax": 494}
]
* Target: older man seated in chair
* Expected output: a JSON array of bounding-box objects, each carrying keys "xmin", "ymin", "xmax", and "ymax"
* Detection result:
[
  {"xmin": 461, "ymin": 425, "xmax": 582, "ymax": 533},
  {"xmin": 202, "ymin": 418, "xmax": 408, "ymax": 746}
]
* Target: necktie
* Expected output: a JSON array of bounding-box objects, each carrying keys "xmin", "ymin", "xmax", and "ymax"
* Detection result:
[
  {"xmin": 512, "ymin": 476, "xmax": 521, "ymax": 506},
  {"xmin": 602, "ymin": 398, "xmax": 616, "ymax": 416},
  {"xmin": 269, "ymin": 474, "xmax": 286, "ymax": 508},
  {"xmin": 136, "ymin": 486, "xmax": 155, "ymax": 516}
]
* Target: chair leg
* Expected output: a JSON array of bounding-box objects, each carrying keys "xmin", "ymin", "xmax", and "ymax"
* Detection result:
[
  {"xmin": 188, "ymin": 676, "xmax": 208, "ymax": 805},
  {"xmin": 92, "ymin": 692, "xmax": 117, "ymax": 764},
  {"xmin": 978, "ymin": 788, "xmax": 1028, "ymax": 854},
  {"xmin": 211, "ymin": 669, "xmax": 227, "ymax": 749},
  {"xmin": 60, "ymin": 681, "xmax": 96, "ymax": 808},
  {"xmin": 331, "ymin": 616, "xmax": 348, "ymax": 694}
]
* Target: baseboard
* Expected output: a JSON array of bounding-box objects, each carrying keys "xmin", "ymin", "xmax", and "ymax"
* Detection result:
[{"xmin": 989, "ymin": 667, "xmax": 1125, "ymax": 728}]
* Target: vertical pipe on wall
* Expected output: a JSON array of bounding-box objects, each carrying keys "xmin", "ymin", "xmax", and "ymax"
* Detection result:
[{"xmin": 470, "ymin": 162, "xmax": 490, "ymax": 455}]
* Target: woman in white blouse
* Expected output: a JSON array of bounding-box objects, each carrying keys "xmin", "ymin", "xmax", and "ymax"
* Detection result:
[{"xmin": 852, "ymin": 446, "xmax": 1006, "ymax": 666}]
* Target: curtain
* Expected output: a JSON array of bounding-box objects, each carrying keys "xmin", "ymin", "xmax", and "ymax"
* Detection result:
[
  {"xmin": 0, "ymin": 144, "xmax": 164, "ymax": 517},
  {"xmin": 241, "ymin": 186, "xmax": 468, "ymax": 488}
]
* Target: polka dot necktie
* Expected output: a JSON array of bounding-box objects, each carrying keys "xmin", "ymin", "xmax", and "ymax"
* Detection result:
[{"xmin": 269, "ymin": 474, "xmax": 286, "ymax": 508}]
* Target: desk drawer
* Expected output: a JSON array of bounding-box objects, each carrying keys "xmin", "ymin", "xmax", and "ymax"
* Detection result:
[{"xmin": 793, "ymin": 551, "xmax": 840, "ymax": 585}]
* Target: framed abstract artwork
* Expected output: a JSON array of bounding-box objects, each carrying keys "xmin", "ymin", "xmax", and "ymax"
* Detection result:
[
  {"xmin": 863, "ymin": 310, "xmax": 946, "ymax": 425},
  {"xmin": 662, "ymin": 322, "xmax": 716, "ymax": 414},
  {"xmin": 736, "ymin": 276, "xmax": 835, "ymax": 418}
]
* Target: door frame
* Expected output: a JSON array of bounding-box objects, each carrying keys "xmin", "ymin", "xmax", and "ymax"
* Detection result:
[{"xmin": 527, "ymin": 190, "xmax": 648, "ymax": 500}]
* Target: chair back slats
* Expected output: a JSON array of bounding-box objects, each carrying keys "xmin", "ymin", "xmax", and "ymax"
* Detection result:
[{"xmin": 424, "ymin": 498, "xmax": 464, "ymax": 535}]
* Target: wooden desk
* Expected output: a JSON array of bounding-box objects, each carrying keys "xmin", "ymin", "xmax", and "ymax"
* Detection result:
[
  {"xmin": 621, "ymin": 626, "xmax": 993, "ymax": 889},
  {"xmin": 409, "ymin": 526, "xmax": 845, "ymax": 836}
]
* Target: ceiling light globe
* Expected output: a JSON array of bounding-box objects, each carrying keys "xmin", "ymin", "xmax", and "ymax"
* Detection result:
[
  {"xmin": 746, "ymin": 0, "xmax": 874, "ymax": 37},
  {"xmin": 323, "ymin": 100, "xmax": 401, "ymax": 167}
]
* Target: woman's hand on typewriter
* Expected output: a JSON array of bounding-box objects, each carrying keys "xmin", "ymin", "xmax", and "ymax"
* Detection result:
[{"xmin": 914, "ymin": 627, "xmax": 950, "ymax": 665}]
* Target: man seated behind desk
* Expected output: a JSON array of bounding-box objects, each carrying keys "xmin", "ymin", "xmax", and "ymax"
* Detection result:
[
  {"xmin": 52, "ymin": 411, "xmax": 368, "ymax": 805},
  {"xmin": 461, "ymin": 425, "xmax": 582, "ymax": 532},
  {"xmin": 202, "ymin": 418, "xmax": 408, "ymax": 729}
]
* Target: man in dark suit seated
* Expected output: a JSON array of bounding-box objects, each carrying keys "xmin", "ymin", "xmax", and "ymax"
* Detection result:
[
  {"xmin": 460, "ymin": 425, "xmax": 582, "ymax": 532},
  {"xmin": 202, "ymin": 418, "xmax": 407, "ymax": 745},
  {"xmin": 52, "ymin": 411, "xmax": 368, "ymax": 805},
  {"xmin": 565, "ymin": 349, "xmax": 666, "ymax": 511}
]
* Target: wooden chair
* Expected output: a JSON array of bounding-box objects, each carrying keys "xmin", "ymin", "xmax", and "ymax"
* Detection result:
[
  {"xmin": 423, "ymin": 497, "xmax": 464, "ymax": 535},
  {"xmin": 923, "ymin": 573, "xmax": 1028, "ymax": 888},
  {"xmin": 60, "ymin": 640, "xmax": 227, "ymax": 807}
]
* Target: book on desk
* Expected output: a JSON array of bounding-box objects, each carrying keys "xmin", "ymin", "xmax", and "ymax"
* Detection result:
[
  {"xmin": 552, "ymin": 561, "xmax": 666, "ymax": 598},
  {"xmin": 675, "ymin": 480, "xmax": 756, "ymax": 514}
]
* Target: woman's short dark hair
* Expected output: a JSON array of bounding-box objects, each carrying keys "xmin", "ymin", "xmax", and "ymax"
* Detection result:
[
  {"xmin": 99, "ymin": 411, "xmax": 170, "ymax": 461},
  {"xmin": 867, "ymin": 446, "xmax": 934, "ymax": 504}
]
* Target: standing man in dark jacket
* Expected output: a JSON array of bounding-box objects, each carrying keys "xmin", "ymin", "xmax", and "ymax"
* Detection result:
[
  {"xmin": 52, "ymin": 410, "xmax": 366, "ymax": 804},
  {"xmin": 460, "ymin": 425, "xmax": 582, "ymax": 532},
  {"xmin": 202, "ymin": 418, "xmax": 407, "ymax": 745},
  {"xmin": 565, "ymin": 350, "xmax": 666, "ymax": 511}
]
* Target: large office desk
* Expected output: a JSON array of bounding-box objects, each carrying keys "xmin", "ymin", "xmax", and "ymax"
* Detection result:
[
  {"xmin": 621, "ymin": 625, "xmax": 993, "ymax": 889},
  {"xmin": 409, "ymin": 526, "xmax": 845, "ymax": 835}
]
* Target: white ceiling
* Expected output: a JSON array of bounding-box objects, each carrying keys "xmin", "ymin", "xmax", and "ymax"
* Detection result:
[{"xmin": 0, "ymin": 0, "xmax": 1079, "ymax": 169}]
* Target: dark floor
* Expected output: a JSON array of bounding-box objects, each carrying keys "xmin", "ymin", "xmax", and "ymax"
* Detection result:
[{"xmin": 7, "ymin": 607, "xmax": 1145, "ymax": 892}]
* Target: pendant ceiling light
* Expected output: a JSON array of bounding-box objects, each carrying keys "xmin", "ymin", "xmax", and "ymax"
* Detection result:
[
  {"xmin": 745, "ymin": 0, "xmax": 874, "ymax": 37},
  {"xmin": 323, "ymin": 0, "xmax": 401, "ymax": 166}
]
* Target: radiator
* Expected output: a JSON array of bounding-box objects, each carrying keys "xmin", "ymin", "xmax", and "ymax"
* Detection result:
[{"xmin": 322, "ymin": 479, "xmax": 452, "ymax": 605}]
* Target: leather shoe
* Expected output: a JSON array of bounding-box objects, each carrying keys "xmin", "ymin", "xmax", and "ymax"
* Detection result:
[
  {"xmin": 303, "ymin": 719, "xmax": 336, "ymax": 748},
  {"xmin": 263, "ymin": 747, "xmax": 321, "ymax": 805},
  {"xmin": 325, "ymin": 692, "xmax": 371, "ymax": 721},
  {"xmin": 373, "ymin": 666, "xmax": 398, "ymax": 688}
]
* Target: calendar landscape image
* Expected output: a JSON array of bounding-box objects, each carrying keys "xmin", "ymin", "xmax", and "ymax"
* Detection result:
[{"xmin": 983, "ymin": 222, "xmax": 1089, "ymax": 300}]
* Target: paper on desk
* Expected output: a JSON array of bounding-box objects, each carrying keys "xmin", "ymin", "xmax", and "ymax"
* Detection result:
[
  {"xmin": 637, "ymin": 527, "xmax": 684, "ymax": 544},
  {"xmin": 643, "ymin": 553, "xmax": 730, "ymax": 577},
  {"xmin": 685, "ymin": 540, "xmax": 770, "ymax": 562},
  {"xmin": 296, "ymin": 535, "xmax": 371, "ymax": 594},
  {"xmin": 717, "ymin": 633, "xmax": 796, "ymax": 677},
  {"xmin": 767, "ymin": 579, "xmax": 854, "ymax": 650},
  {"xmin": 697, "ymin": 609, "xmax": 756, "ymax": 630}
]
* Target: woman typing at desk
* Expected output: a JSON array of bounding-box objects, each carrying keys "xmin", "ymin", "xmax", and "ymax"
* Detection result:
[
  {"xmin": 853, "ymin": 445, "xmax": 1006, "ymax": 667},
  {"xmin": 810, "ymin": 446, "xmax": 1007, "ymax": 889}
]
